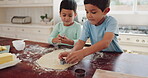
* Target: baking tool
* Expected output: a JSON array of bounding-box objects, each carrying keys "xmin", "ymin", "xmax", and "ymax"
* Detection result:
[
  {"xmin": 75, "ymin": 69, "xmax": 86, "ymax": 77},
  {"xmin": 60, "ymin": 58, "xmax": 66, "ymax": 65}
]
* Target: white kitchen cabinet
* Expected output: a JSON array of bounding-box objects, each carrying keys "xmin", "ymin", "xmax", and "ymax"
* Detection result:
[
  {"xmin": 20, "ymin": 0, "xmax": 52, "ymax": 4},
  {"xmin": 20, "ymin": 0, "xmax": 34, "ymax": 4},
  {"xmin": 0, "ymin": 26, "xmax": 16, "ymax": 38},
  {"xmin": 118, "ymin": 34, "xmax": 148, "ymax": 53},
  {"xmin": 118, "ymin": 34, "xmax": 148, "ymax": 45},
  {"xmin": 0, "ymin": 0, "xmax": 19, "ymax": 4},
  {"xmin": 0, "ymin": 26, "xmax": 3, "ymax": 36},
  {"xmin": 0, "ymin": 24, "xmax": 53, "ymax": 43},
  {"xmin": 0, "ymin": 0, "xmax": 53, "ymax": 6},
  {"xmin": 6, "ymin": 0, "xmax": 19, "ymax": 4},
  {"xmin": 0, "ymin": 0, "xmax": 6, "ymax": 4},
  {"xmin": 0, "ymin": 33, "xmax": 16, "ymax": 38},
  {"xmin": 34, "ymin": 0, "xmax": 52, "ymax": 4}
]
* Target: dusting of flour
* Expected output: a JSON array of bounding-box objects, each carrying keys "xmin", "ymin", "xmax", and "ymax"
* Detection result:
[{"xmin": 36, "ymin": 49, "xmax": 76, "ymax": 70}]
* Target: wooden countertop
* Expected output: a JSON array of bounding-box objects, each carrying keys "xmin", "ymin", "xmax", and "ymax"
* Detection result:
[{"xmin": 0, "ymin": 37, "xmax": 148, "ymax": 78}]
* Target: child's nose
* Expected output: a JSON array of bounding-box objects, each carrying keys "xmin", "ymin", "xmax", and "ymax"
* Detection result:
[
  {"xmin": 87, "ymin": 13, "xmax": 92, "ymax": 18},
  {"xmin": 64, "ymin": 16, "xmax": 70, "ymax": 20}
]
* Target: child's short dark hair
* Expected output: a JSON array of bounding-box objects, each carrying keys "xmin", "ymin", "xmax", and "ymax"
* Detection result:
[
  {"xmin": 60, "ymin": 0, "xmax": 77, "ymax": 13},
  {"xmin": 84, "ymin": 0, "xmax": 110, "ymax": 12}
]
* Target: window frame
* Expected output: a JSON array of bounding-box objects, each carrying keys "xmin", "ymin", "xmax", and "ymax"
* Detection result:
[{"xmin": 77, "ymin": 0, "xmax": 148, "ymax": 14}]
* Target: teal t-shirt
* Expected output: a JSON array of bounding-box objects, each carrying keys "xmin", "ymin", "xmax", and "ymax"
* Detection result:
[
  {"xmin": 48, "ymin": 21, "xmax": 82, "ymax": 45},
  {"xmin": 80, "ymin": 16, "xmax": 123, "ymax": 52}
]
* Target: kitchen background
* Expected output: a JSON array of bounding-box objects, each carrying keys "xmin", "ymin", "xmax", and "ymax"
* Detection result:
[{"xmin": 0, "ymin": 0, "xmax": 148, "ymax": 54}]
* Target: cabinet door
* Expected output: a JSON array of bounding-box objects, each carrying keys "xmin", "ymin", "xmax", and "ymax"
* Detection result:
[
  {"xmin": 0, "ymin": 26, "xmax": 3, "ymax": 36},
  {"xmin": 34, "ymin": 0, "xmax": 52, "ymax": 4},
  {"xmin": 16, "ymin": 33, "xmax": 31, "ymax": 40},
  {"xmin": 20, "ymin": 0, "xmax": 34, "ymax": 4},
  {"xmin": 30, "ymin": 28, "xmax": 52, "ymax": 35},
  {"xmin": 6, "ymin": 0, "xmax": 19, "ymax": 4},
  {"xmin": 0, "ymin": 0, "xmax": 6, "ymax": 4},
  {"xmin": 30, "ymin": 34, "xmax": 49, "ymax": 43}
]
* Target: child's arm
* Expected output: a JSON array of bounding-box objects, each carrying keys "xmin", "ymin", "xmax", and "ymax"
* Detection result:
[
  {"xmin": 59, "ymin": 25, "xmax": 82, "ymax": 45},
  {"xmin": 59, "ymin": 35, "xmax": 74, "ymax": 45},
  {"xmin": 71, "ymin": 40, "xmax": 86, "ymax": 51},
  {"xmin": 52, "ymin": 35, "xmax": 62, "ymax": 43},
  {"xmin": 48, "ymin": 24, "xmax": 59, "ymax": 44},
  {"xmin": 66, "ymin": 32, "xmax": 114, "ymax": 64},
  {"xmin": 58, "ymin": 40, "xmax": 85, "ymax": 60}
]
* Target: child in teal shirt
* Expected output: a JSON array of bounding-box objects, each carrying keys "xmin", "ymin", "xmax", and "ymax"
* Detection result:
[
  {"xmin": 48, "ymin": 0, "xmax": 82, "ymax": 45},
  {"xmin": 59, "ymin": 0, "xmax": 123, "ymax": 64}
]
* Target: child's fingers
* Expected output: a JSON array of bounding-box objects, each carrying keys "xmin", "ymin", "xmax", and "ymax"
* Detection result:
[
  {"xmin": 66, "ymin": 53, "xmax": 77, "ymax": 63},
  {"xmin": 58, "ymin": 52, "xmax": 69, "ymax": 59}
]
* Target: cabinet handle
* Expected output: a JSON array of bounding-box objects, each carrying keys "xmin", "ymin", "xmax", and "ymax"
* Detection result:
[
  {"xmin": 142, "ymin": 40, "xmax": 145, "ymax": 42},
  {"xmin": 22, "ymin": 29, "xmax": 24, "ymax": 31},
  {"xmin": 127, "ymin": 38, "xmax": 130, "ymax": 40},
  {"xmin": 118, "ymin": 38, "xmax": 121, "ymax": 41},
  {"xmin": 136, "ymin": 39, "xmax": 139, "ymax": 42},
  {"xmin": 38, "ymin": 30, "xmax": 40, "ymax": 32},
  {"xmin": 7, "ymin": 28, "xmax": 10, "ymax": 30}
]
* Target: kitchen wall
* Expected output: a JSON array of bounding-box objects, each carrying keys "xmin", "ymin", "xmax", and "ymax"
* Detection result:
[
  {"xmin": 110, "ymin": 14, "xmax": 148, "ymax": 25},
  {"xmin": 2, "ymin": 7, "xmax": 53, "ymax": 24},
  {"xmin": 0, "ymin": 8, "xmax": 6, "ymax": 23},
  {"xmin": 76, "ymin": 10, "xmax": 148, "ymax": 26}
]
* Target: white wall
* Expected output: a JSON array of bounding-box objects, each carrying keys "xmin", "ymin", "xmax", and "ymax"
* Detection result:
[
  {"xmin": 0, "ymin": 8, "xmax": 6, "ymax": 23},
  {"xmin": 53, "ymin": 0, "xmax": 61, "ymax": 24},
  {"xmin": 110, "ymin": 14, "xmax": 148, "ymax": 25}
]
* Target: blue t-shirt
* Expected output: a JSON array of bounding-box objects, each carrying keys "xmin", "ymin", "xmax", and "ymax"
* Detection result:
[{"xmin": 80, "ymin": 16, "xmax": 123, "ymax": 52}]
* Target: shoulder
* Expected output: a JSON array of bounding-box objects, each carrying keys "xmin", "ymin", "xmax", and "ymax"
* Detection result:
[
  {"xmin": 73, "ymin": 21, "xmax": 82, "ymax": 28},
  {"xmin": 83, "ymin": 20, "xmax": 94, "ymax": 28},
  {"xmin": 55, "ymin": 22, "xmax": 63, "ymax": 26},
  {"xmin": 54, "ymin": 22, "xmax": 64, "ymax": 28},
  {"xmin": 105, "ymin": 16, "xmax": 117, "ymax": 23}
]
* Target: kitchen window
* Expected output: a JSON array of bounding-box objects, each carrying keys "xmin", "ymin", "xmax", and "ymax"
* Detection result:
[
  {"xmin": 110, "ymin": 0, "xmax": 133, "ymax": 12},
  {"xmin": 110, "ymin": 0, "xmax": 148, "ymax": 13},
  {"xmin": 137, "ymin": 0, "xmax": 148, "ymax": 11},
  {"xmin": 77, "ymin": 0, "xmax": 148, "ymax": 14}
]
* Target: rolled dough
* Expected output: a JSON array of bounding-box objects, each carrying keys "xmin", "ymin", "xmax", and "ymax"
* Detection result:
[{"xmin": 36, "ymin": 49, "xmax": 76, "ymax": 70}]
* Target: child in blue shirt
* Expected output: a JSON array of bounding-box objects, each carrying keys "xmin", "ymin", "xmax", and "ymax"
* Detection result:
[
  {"xmin": 48, "ymin": 0, "xmax": 82, "ymax": 46},
  {"xmin": 59, "ymin": 0, "xmax": 123, "ymax": 64}
]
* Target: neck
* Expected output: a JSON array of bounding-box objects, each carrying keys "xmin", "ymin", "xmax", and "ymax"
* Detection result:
[
  {"xmin": 95, "ymin": 16, "xmax": 106, "ymax": 26},
  {"xmin": 64, "ymin": 22, "xmax": 74, "ymax": 26}
]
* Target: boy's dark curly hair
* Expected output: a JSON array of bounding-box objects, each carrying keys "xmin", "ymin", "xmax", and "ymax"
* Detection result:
[
  {"xmin": 84, "ymin": 0, "xmax": 110, "ymax": 12},
  {"xmin": 60, "ymin": 0, "xmax": 77, "ymax": 13}
]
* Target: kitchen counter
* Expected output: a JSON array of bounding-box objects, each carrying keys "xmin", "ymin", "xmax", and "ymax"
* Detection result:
[
  {"xmin": 0, "ymin": 23, "xmax": 54, "ymax": 28},
  {"xmin": 0, "ymin": 37, "xmax": 148, "ymax": 78}
]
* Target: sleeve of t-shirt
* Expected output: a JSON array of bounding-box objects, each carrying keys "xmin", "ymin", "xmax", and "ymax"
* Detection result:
[
  {"xmin": 48, "ymin": 23, "xmax": 60, "ymax": 44},
  {"xmin": 73, "ymin": 24, "xmax": 83, "ymax": 44},
  {"xmin": 105, "ymin": 17, "xmax": 119, "ymax": 36},
  {"xmin": 79, "ymin": 21, "xmax": 90, "ymax": 41}
]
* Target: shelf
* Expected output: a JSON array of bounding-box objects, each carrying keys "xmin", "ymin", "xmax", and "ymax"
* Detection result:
[
  {"xmin": 0, "ymin": 4, "xmax": 53, "ymax": 8},
  {"xmin": 0, "ymin": 23, "xmax": 54, "ymax": 28}
]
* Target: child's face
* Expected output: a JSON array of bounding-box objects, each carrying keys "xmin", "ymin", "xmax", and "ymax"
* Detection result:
[
  {"xmin": 85, "ymin": 4, "xmax": 108, "ymax": 26},
  {"xmin": 60, "ymin": 9, "xmax": 76, "ymax": 26}
]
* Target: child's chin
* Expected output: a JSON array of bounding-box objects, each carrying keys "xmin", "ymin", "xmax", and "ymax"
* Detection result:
[{"xmin": 90, "ymin": 22, "xmax": 96, "ymax": 25}]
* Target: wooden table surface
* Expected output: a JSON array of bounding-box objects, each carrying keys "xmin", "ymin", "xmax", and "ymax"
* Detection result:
[{"xmin": 0, "ymin": 37, "xmax": 148, "ymax": 78}]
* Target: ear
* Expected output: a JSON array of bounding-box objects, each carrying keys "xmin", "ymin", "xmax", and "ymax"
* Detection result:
[
  {"xmin": 59, "ymin": 12, "xmax": 62, "ymax": 17},
  {"xmin": 74, "ymin": 13, "xmax": 77, "ymax": 18},
  {"xmin": 103, "ymin": 7, "xmax": 110, "ymax": 14}
]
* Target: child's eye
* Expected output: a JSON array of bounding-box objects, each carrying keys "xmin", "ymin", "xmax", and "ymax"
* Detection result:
[
  {"xmin": 62, "ymin": 14, "xmax": 66, "ymax": 17},
  {"xmin": 69, "ymin": 15, "xmax": 72, "ymax": 17},
  {"xmin": 91, "ymin": 12, "xmax": 97, "ymax": 14},
  {"xmin": 86, "ymin": 11, "xmax": 89, "ymax": 14}
]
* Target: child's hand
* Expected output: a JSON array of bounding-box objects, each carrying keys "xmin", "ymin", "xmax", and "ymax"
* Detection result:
[
  {"xmin": 65, "ymin": 50, "xmax": 85, "ymax": 64},
  {"xmin": 52, "ymin": 35, "xmax": 62, "ymax": 43},
  {"xmin": 58, "ymin": 51, "xmax": 70, "ymax": 60},
  {"xmin": 59, "ymin": 35, "xmax": 74, "ymax": 45}
]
